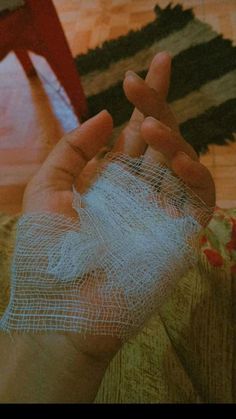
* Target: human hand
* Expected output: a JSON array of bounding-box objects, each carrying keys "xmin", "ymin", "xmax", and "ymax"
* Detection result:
[{"xmin": 1, "ymin": 52, "xmax": 216, "ymax": 363}]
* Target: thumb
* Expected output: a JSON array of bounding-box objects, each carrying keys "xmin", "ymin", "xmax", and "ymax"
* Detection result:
[{"xmin": 38, "ymin": 110, "xmax": 113, "ymax": 188}]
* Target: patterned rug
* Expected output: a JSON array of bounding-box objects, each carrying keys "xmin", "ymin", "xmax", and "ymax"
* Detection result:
[{"xmin": 75, "ymin": 4, "xmax": 236, "ymax": 155}]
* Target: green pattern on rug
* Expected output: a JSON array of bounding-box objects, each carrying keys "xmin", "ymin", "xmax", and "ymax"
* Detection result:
[{"xmin": 75, "ymin": 4, "xmax": 236, "ymax": 155}]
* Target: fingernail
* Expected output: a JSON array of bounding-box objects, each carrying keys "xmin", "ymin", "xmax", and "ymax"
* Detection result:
[
  {"xmin": 99, "ymin": 109, "xmax": 110, "ymax": 116},
  {"xmin": 144, "ymin": 116, "xmax": 172, "ymax": 132},
  {"xmin": 91, "ymin": 109, "xmax": 108, "ymax": 120},
  {"xmin": 125, "ymin": 70, "xmax": 141, "ymax": 80},
  {"xmin": 150, "ymin": 51, "xmax": 171, "ymax": 71},
  {"xmin": 97, "ymin": 109, "xmax": 113, "ymax": 122},
  {"xmin": 155, "ymin": 51, "xmax": 172, "ymax": 62},
  {"xmin": 89, "ymin": 109, "xmax": 113, "ymax": 130}
]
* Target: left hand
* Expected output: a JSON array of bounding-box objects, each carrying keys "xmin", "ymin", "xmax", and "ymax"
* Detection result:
[{"xmin": 22, "ymin": 52, "xmax": 216, "ymax": 362}]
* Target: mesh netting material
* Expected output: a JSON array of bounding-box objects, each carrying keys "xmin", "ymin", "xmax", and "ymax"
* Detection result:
[{"xmin": 0, "ymin": 153, "xmax": 212, "ymax": 340}]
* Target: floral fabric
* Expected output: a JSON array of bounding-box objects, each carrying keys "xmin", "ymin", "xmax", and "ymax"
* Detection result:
[{"xmin": 199, "ymin": 206, "xmax": 236, "ymax": 273}]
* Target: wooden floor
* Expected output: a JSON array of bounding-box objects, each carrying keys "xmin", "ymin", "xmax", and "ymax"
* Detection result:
[{"xmin": 0, "ymin": 0, "xmax": 236, "ymax": 214}]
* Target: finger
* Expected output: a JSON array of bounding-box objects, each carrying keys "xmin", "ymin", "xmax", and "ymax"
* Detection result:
[
  {"xmin": 123, "ymin": 72, "xmax": 162, "ymax": 119},
  {"xmin": 113, "ymin": 51, "xmax": 172, "ymax": 156},
  {"xmin": 38, "ymin": 110, "xmax": 113, "ymax": 187},
  {"xmin": 141, "ymin": 117, "xmax": 216, "ymax": 213},
  {"xmin": 120, "ymin": 69, "xmax": 178, "ymax": 164},
  {"xmin": 141, "ymin": 52, "xmax": 180, "ymax": 164},
  {"xmin": 141, "ymin": 117, "xmax": 199, "ymax": 163},
  {"xmin": 75, "ymin": 147, "xmax": 111, "ymax": 194},
  {"xmin": 123, "ymin": 71, "xmax": 180, "ymax": 133},
  {"xmin": 171, "ymin": 151, "xmax": 216, "ymax": 214}
]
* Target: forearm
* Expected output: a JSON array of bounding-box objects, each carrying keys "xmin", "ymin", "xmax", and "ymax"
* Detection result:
[{"xmin": 0, "ymin": 333, "xmax": 118, "ymax": 403}]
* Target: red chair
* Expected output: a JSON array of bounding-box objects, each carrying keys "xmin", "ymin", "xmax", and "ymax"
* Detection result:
[{"xmin": 0, "ymin": 0, "xmax": 88, "ymax": 121}]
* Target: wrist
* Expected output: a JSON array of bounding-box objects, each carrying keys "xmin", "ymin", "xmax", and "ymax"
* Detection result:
[
  {"xmin": 0, "ymin": 332, "xmax": 121, "ymax": 403},
  {"xmin": 65, "ymin": 333, "xmax": 122, "ymax": 364}
]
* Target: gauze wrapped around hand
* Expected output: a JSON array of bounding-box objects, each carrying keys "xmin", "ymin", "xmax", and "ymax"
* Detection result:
[{"xmin": 0, "ymin": 153, "xmax": 212, "ymax": 340}]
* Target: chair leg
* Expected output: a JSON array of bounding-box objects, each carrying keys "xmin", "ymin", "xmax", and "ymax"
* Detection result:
[
  {"xmin": 15, "ymin": 49, "xmax": 36, "ymax": 77},
  {"xmin": 25, "ymin": 0, "xmax": 88, "ymax": 122},
  {"xmin": 45, "ymin": 49, "xmax": 88, "ymax": 122}
]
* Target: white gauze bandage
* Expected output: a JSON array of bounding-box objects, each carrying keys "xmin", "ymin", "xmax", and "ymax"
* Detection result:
[{"xmin": 0, "ymin": 153, "xmax": 212, "ymax": 339}]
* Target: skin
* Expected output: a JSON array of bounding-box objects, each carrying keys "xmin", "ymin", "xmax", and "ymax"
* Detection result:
[{"xmin": 0, "ymin": 52, "xmax": 216, "ymax": 403}]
